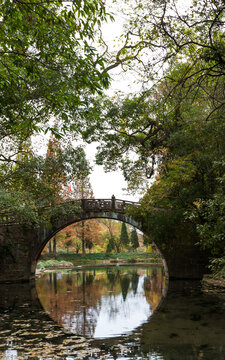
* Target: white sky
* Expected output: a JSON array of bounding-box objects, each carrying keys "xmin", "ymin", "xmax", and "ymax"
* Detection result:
[
  {"xmin": 86, "ymin": 143, "xmax": 136, "ymax": 201},
  {"xmin": 86, "ymin": 1, "xmax": 141, "ymax": 202}
]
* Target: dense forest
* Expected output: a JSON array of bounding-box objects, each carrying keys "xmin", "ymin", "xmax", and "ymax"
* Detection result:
[{"xmin": 0, "ymin": 0, "xmax": 224, "ymax": 276}]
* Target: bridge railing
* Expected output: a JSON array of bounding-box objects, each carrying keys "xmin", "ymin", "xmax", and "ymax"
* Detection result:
[
  {"xmin": 81, "ymin": 197, "xmax": 140, "ymax": 213},
  {"xmin": 0, "ymin": 197, "xmax": 140, "ymax": 225}
]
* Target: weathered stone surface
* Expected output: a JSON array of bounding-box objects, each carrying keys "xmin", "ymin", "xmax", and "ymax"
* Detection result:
[{"xmin": 0, "ymin": 199, "xmax": 210, "ymax": 282}]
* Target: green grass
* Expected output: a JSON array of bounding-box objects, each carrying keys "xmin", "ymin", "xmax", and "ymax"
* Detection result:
[
  {"xmin": 38, "ymin": 251, "xmax": 162, "ymax": 267},
  {"xmin": 37, "ymin": 259, "xmax": 74, "ymax": 269}
]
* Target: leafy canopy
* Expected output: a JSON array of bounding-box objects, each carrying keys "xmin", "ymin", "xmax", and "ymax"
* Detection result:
[{"xmin": 0, "ymin": 0, "xmax": 110, "ymax": 144}]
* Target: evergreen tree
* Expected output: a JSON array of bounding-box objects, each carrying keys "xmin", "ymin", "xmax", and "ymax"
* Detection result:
[
  {"xmin": 120, "ymin": 223, "xmax": 130, "ymax": 248},
  {"xmin": 131, "ymin": 229, "xmax": 139, "ymax": 250},
  {"xmin": 106, "ymin": 236, "xmax": 115, "ymax": 253}
]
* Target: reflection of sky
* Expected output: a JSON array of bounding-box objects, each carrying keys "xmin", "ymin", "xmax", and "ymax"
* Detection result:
[
  {"xmin": 94, "ymin": 275, "xmax": 151, "ymax": 338},
  {"xmin": 4, "ymin": 350, "xmax": 18, "ymax": 360},
  {"xmin": 113, "ymin": 356, "xmax": 164, "ymax": 360}
]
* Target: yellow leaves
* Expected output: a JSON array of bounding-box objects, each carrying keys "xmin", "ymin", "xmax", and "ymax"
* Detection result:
[{"xmin": 193, "ymin": 200, "xmax": 201, "ymax": 209}]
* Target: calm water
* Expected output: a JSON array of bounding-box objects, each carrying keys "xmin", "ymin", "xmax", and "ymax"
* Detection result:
[
  {"xmin": 36, "ymin": 266, "xmax": 166, "ymax": 338},
  {"xmin": 0, "ymin": 265, "xmax": 224, "ymax": 359}
]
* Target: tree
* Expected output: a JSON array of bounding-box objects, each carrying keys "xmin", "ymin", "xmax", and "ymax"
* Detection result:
[
  {"xmin": 131, "ymin": 229, "xmax": 139, "ymax": 250},
  {"xmin": 74, "ymin": 219, "xmax": 101, "ymax": 255},
  {"xmin": 101, "ymin": 219, "xmax": 123, "ymax": 253},
  {"xmin": 0, "ymin": 0, "xmax": 110, "ymax": 147},
  {"xmin": 0, "ymin": 0, "xmax": 110, "ymax": 225},
  {"xmin": 105, "ymin": 0, "xmax": 225, "ymax": 104},
  {"xmin": 74, "ymin": 240, "xmax": 82, "ymax": 255},
  {"xmin": 120, "ymin": 223, "xmax": 130, "ymax": 248},
  {"xmin": 72, "ymin": 177, "xmax": 94, "ymax": 255},
  {"xmin": 80, "ymin": 0, "xmax": 225, "ymax": 193},
  {"xmin": 81, "ymin": 4, "xmax": 225, "ymax": 272},
  {"xmin": 188, "ymin": 163, "xmax": 225, "ymax": 277},
  {"xmin": 0, "ymin": 139, "xmax": 91, "ymax": 225},
  {"xmin": 106, "ymin": 236, "xmax": 116, "ymax": 253}
]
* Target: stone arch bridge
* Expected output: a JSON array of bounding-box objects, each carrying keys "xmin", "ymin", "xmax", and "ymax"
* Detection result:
[{"xmin": 0, "ymin": 197, "xmax": 209, "ymax": 283}]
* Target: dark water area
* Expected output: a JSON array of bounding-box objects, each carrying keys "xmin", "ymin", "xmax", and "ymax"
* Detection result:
[{"xmin": 0, "ymin": 265, "xmax": 224, "ymax": 359}]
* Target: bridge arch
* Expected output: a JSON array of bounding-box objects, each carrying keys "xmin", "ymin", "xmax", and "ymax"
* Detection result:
[
  {"xmin": 0, "ymin": 197, "xmax": 210, "ymax": 283},
  {"xmin": 34, "ymin": 198, "xmax": 167, "ymax": 275},
  {"xmin": 37, "ymin": 198, "xmax": 142, "ymax": 253},
  {"xmin": 39, "ymin": 212, "xmax": 142, "ymax": 251},
  {"xmin": 33, "ymin": 203, "xmax": 168, "ymax": 284}
]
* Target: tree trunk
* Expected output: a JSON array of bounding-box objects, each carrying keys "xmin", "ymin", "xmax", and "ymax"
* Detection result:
[
  {"xmin": 81, "ymin": 220, "xmax": 86, "ymax": 256},
  {"xmin": 53, "ymin": 237, "xmax": 56, "ymax": 256},
  {"xmin": 48, "ymin": 241, "xmax": 52, "ymax": 254}
]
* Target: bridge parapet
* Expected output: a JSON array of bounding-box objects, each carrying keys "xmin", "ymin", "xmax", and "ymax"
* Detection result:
[
  {"xmin": 0, "ymin": 197, "xmax": 140, "ymax": 226},
  {"xmin": 82, "ymin": 197, "xmax": 140, "ymax": 213}
]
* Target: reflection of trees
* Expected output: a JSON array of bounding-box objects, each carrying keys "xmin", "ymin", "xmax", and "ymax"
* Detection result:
[
  {"xmin": 36, "ymin": 270, "xmax": 100, "ymax": 336},
  {"xmin": 131, "ymin": 272, "xmax": 139, "ymax": 295},
  {"xmin": 36, "ymin": 266, "xmax": 165, "ymax": 337},
  {"xmin": 107, "ymin": 270, "xmax": 116, "ymax": 286},
  {"xmin": 144, "ymin": 267, "xmax": 165, "ymax": 311},
  {"xmin": 120, "ymin": 276, "xmax": 131, "ymax": 301}
]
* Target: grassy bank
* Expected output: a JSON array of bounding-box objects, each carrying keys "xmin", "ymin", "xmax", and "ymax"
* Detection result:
[{"xmin": 37, "ymin": 251, "xmax": 162, "ymax": 269}]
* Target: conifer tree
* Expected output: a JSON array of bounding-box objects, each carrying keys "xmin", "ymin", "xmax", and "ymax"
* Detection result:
[
  {"xmin": 106, "ymin": 236, "xmax": 115, "ymax": 253},
  {"xmin": 131, "ymin": 229, "xmax": 139, "ymax": 250},
  {"xmin": 120, "ymin": 222, "xmax": 130, "ymax": 248}
]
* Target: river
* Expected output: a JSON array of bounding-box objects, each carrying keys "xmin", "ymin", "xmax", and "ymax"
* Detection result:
[{"xmin": 0, "ymin": 265, "xmax": 224, "ymax": 359}]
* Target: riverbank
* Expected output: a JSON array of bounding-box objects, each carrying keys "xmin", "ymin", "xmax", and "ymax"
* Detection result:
[
  {"xmin": 202, "ymin": 274, "xmax": 225, "ymax": 293},
  {"xmin": 37, "ymin": 251, "xmax": 162, "ymax": 270}
]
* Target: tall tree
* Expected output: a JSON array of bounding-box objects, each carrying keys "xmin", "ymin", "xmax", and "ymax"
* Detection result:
[
  {"xmin": 0, "ymin": 138, "xmax": 91, "ymax": 225},
  {"xmin": 0, "ymin": 0, "xmax": 110, "ymax": 147},
  {"xmin": 106, "ymin": 236, "xmax": 116, "ymax": 253},
  {"xmin": 120, "ymin": 223, "xmax": 130, "ymax": 248},
  {"xmin": 72, "ymin": 177, "xmax": 94, "ymax": 255},
  {"xmin": 80, "ymin": 0, "xmax": 225, "ymax": 192},
  {"xmin": 79, "ymin": 0, "xmax": 225, "ymax": 273},
  {"xmin": 101, "ymin": 219, "xmax": 122, "ymax": 253},
  {"xmin": 131, "ymin": 229, "xmax": 139, "ymax": 250},
  {"xmin": 0, "ymin": 0, "xmax": 110, "ymax": 225}
]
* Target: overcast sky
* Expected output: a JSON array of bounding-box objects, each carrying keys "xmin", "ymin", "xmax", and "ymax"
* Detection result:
[{"xmin": 87, "ymin": 2, "xmax": 142, "ymax": 202}]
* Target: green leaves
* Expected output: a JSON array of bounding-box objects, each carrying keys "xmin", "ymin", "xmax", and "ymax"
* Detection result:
[
  {"xmin": 0, "ymin": 137, "xmax": 91, "ymax": 226},
  {"xmin": 0, "ymin": 0, "xmax": 110, "ymax": 143}
]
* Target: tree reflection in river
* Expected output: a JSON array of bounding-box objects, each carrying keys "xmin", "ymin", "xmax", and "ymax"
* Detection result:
[{"xmin": 36, "ymin": 266, "xmax": 166, "ymax": 338}]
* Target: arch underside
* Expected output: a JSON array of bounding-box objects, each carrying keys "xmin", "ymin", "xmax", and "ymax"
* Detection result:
[
  {"xmin": 42, "ymin": 210, "xmax": 142, "ymax": 250},
  {"xmin": 37, "ymin": 210, "xmax": 168, "ymax": 279}
]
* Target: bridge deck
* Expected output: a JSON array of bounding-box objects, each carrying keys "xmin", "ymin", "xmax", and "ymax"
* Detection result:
[{"xmin": 0, "ymin": 197, "xmax": 140, "ymax": 225}]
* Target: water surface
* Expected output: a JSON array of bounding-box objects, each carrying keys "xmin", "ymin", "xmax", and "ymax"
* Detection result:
[
  {"xmin": 0, "ymin": 265, "xmax": 224, "ymax": 359},
  {"xmin": 36, "ymin": 266, "xmax": 166, "ymax": 338}
]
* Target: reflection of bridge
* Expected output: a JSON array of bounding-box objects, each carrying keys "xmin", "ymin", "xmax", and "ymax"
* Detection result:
[{"xmin": 0, "ymin": 196, "xmax": 209, "ymax": 283}]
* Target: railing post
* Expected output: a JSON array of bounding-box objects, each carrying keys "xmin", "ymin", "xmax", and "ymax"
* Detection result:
[{"xmin": 111, "ymin": 195, "xmax": 115, "ymax": 210}]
